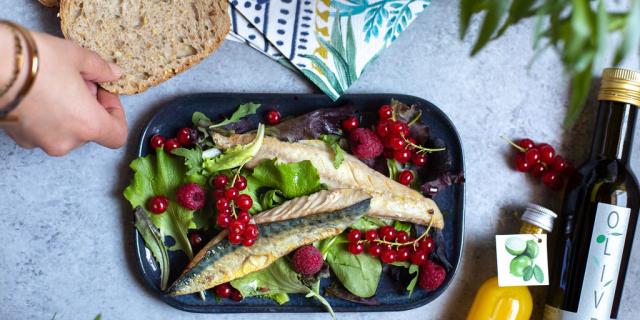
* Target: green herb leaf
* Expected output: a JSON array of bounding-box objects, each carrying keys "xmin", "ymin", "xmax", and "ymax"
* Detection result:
[
  {"xmin": 124, "ymin": 148, "xmax": 196, "ymax": 258},
  {"xmin": 394, "ymin": 221, "xmax": 413, "ymax": 233},
  {"xmin": 250, "ymin": 158, "xmax": 323, "ymax": 198},
  {"xmin": 471, "ymin": 0, "xmax": 509, "ymax": 56},
  {"xmin": 259, "ymin": 189, "xmax": 286, "ymax": 210},
  {"xmin": 133, "ymin": 207, "xmax": 170, "ymax": 290},
  {"xmin": 319, "ymin": 134, "xmax": 345, "ymax": 169},
  {"xmin": 231, "ymin": 259, "xmax": 335, "ymax": 317},
  {"xmin": 171, "ymin": 146, "xmax": 207, "ymax": 185},
  {"xmin": 406, "ymin": 264, "xmax": 420, "ymax": 297},
  {"xmin": 192, "ymin": 111, "xmax": 212, "ymax": 126},
  {"xmin": 209, "ymin": 103, "xmax": 261, "ymax": 128},
  {"xmin": 351, "ymin": 216, "xmax": 388, "ymax": 231},
  {"xmin": 387, "ymin": 158, "xmax": 401, "ymax": 180},
  {"xmin": 613, "ymin": 0, "xmax": 640, "ymax": 65},
  {"xmin": 564, "ymin": 64, "xmax": 593, "ymax": 127},
  {"xmin": 204, "ymin": 124, "xmax": 265, "ymax": 173},
  {"xmin": 325, "ymin": 234, "xmax": 382, "ymax": 298}
]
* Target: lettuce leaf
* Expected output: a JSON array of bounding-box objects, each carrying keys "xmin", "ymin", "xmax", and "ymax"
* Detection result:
[
  {"xmin": 319, "ymin": 134, "xmax": 345, "ymax": 169},
  {"xmin": 209, "ymin": 102, "xmax": 261, "ymax": 128},
  {"xmin": 172, "ymin": 146, "xmax": 207, "ymax": 186},
  {"xmin": 124, "ymin": 148, "xmax": 197, "ymax": 258},
  {"xmin": 133, "ymin": 207, "xmax": 170, "ymax": 290},
  {"xmin": 204, "ymin": 124, "xmax": 265, "ymax": 173},
  {"xmin": 250, "ymin": 158, "xmax": 323, "ymax": 198}
]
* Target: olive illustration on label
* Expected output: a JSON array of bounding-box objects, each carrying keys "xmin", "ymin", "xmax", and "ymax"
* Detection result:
[
  {"xmin": 505, "ymin": 237, "xmax": 526, "ymax": 256},
  {"xmin": 525, "ymin": 239, "xmax": 539, "ymax": 258},
  {"xmin": 510, "ymin": 255, "xmax": 532, "ymax": 277}
]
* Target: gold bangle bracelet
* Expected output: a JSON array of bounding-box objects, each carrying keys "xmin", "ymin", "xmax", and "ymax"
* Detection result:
[
  {"xmin": 0, "ymin": 25, "xmax": 23, "ymax": 98},
  {"xmin": 0, "ymin": 20, "xmax": 40, "ymax": 123}
]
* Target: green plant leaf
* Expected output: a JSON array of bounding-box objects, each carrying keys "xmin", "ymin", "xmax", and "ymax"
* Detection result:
[
  {"xmin": 387, "ymin": 158, "xmax": 401, "ymax": 179},
  {"xmin": 209, "ymin": 103, "xmax": 261, "ymax": 128},
  {"xmin": 394, "ymin": 220, "xmax": 413, "ymax": 233},
  {"xmin": 613, "ymin": 0, "xmax": 640, "ymax": 65},
  {"xmin": 406, "ymin": 264, "xmax": 420, "ymax": 297},
  {"xmin": 533, "ymin": 264, "xmax": 544, "ymax": 283},
  {"xmin": 496, "ymin": 0, "xmax": 537, "ymax": 37},
  {"xmin": 192, "ymin": 111, "xmax": 212, "ymax": 126},
  {"xmin": 171, "ymin": 146, "xmax": 207, "ymax": 185},
  {"xmin": 460, "ymin": 0, "xmax": 489, "ymax": 38},
  {"xmin": 124, "ymin": 149, "xmax": 195, "ymax": 258},
  {"xmin": 133, "ymin": 207, "xmax": 170, "ymax": 290},
  {"xmin": 204, "ymin": 124, "xmax": 265, "ymax": 173},
  {"xmin": 471, "ymin": 0, "xmax": 509, "ymax": 55},
  {"xmin": 325, "ymin": 234, "xmax": 383, "ymax": 297},
  {"xmin": 350, "ymin": 216, "xmax": 388, "ymax": 231},
  {"xmin": 593, "ymin": 0, "xmax": 609, "ymax": 70},
  {"xmin": 250, "ymin": 158, "xmax": 324, "ymax": 198},
  {"xmin": 564, "ymin": 64, "xmax": 593, "ymax": 127},
  {"xmin": 319, "ymin": 134, "xmax": 345, "ymax": 169}
]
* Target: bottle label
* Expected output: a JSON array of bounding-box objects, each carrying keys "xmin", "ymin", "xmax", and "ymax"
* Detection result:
[
  {"xmin": 495, "ymin": 234, "xmax": 549, "ymax": 287},
  {"xmin": 544, "ymin": 203, "xmax": 630, "ymax": 320}
]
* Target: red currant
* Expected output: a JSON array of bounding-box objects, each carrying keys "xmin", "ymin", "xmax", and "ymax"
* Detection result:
[
  {"xmin": 515, "ymin": 153, "xmax": 531, "ymax": 172},
  {"xmin": 542, "ymin": 171, "xmax": 561, "ymax": 189},
  {"xmin": 396, "ymin": 231, "xmax": 410, "ymax": 243},
  {"xmin": 214, "ymin": 283, "xmax": 232, "ymax": 298},
  {"xmin": 380, "ymin": 249, "xmax": 396, "ymax": 264},
  {"xmin": 212, "ymin": 174, "xmax": 229, "ymax": 189},
  {"xmin": 217, "ymin": 212, "xmax": 231, "ymax": 228},
  {"xmin": 378, "ymin": 105, "xmax": 393, "ymax": 121},
  {"xmin": 147, "ymin": 196, "xmax": 168, "ymax": 214},
  {"xmin": 242, "ymin": 238, "xmax": 256, "ymax": 247},
  {"xmin": 410, "ymin": 251, "xmax": 428, "ymax": 265},
  {"xmin": 412, "ymin": 153, "xmax": 427, "ymax": 167},
  {"xmin": 164, "ymin": 138, "xmax": 180, "ymax": 153},
  {"xmin": 396, "ymin": 247, "xmax": 411, "ymax": 261},
  {"xmin": 229, "ymin": 288, "xmax": 243, "ymax": 301},
  {"xmin": 365, "ymin": 229, "xmax": 379, "ymax": 242},
  {"xmin": 530, "ymin": 163, "xmax": 547, "ymax": 178},
  {"xmin": 225, "ymin": 188, "xmax": 239, "ymax": 200},
  {"xmin": 229, "ymin": 220, "xmax": 245, "ymax": 236},
  {"xmin": 234, "ymin": 176, "xmax": 248, "ymax": 191},
  {"xmin": 228, "ymin": 232, "xmax": 243, "ymax": 245},
  {"xmin": 348, "ymin": 242, "xmax": 365, "ymax": 255},
  {"xmin": 388, "ymin": 121, "xmax": 409, "ymax": 137},
  {"xmin": 419, "ymin": 237, "xmax": 435, "ymax": 254},
  {"xmin": 518, "ymin": 138, "xmax": 535, "ymax": 150},
  {"xmin": 394, "ymin": 149, "xmax": 412, "ymax": 164},
  {"xmin": 266, "ymin": 110, "xmax": 281, "ymax": 125},
  {"xmin": 525, "ymin": 148, "xmax": 540, "ymax": 165},
  {"xmin": 235, "ymin": 194, "xmax": 253, "ymax": 211},
  {"xmin": 347, "ymin": 229, "xmax": 362, "ymax": 243},
  {"xmin": 342, "ymin": 116, "xmax": 359, "ymax": 132},
  {"xmin": 189, "ymin": 232, "xmax": 203, "ymax": 246},
  {"xmin": 387, "ymin": 136, "xmax": 406, "ymax": 151},
  {"xmin": 212, "ymin": 189, "xmax": 225, "ymax": 200},
  {"xmin": 379, "ymin": 226, "xmax": 397, "ymax": 241},
  {"xmin": 237, "ymin": 211, "xmax": 251, "ymax": 224},
  {"xmin": 398, "ymin": 170, "xmax": 414, "ymax": 186},
  {"xmin": 215, "ymin": 198, "xmax": 230, "ymax": 211},
  {"xmin": 376, "ymin": 121, "xmax": 390, "ymax": 138},
  {"xmin": 244, "ymin": 223, "xmax": 259, "ymax": 240},
  {"xmin": 149, "ymin": 134, "xmax": 166, "ymax": 149},
  {"xmin": 552, "ymin": 156, "xmax": 567, "ymax": 173},
  {"xmin": 176, "ymin": 127, "xmax": 196, "ymax": 146},
  {"xmin": 367, "ymin": 243, "xmax": 382, "ymax": 257},
  {"xmin": 538, "ymin": 143, "xmax": 556, "ymax": 164}
]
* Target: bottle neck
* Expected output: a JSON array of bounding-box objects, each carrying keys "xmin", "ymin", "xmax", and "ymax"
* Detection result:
[
  {"xmin": 590, "ymin": 100, "xmax": 638, "ymax": 163},
  {"xmin": 520, "ymin": 222, "xmax": 547, "ymax": 235}
]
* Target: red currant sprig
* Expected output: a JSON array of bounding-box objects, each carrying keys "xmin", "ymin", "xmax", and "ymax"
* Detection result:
[
  {"xmin": 346, "ymin": 219, "xmax": 436, "ymax": 266},
  {"xmin": 212, "ymin": 169, "xmax": 259, "ymax": 247},
  {"xmin": 503, "ymin": 136, "xmax": 572, "ymax": 189}
]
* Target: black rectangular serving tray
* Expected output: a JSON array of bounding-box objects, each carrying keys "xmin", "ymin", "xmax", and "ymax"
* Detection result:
[{"xmin": 133, "ymin": 93, "xmax": 465, "ymax": 313}]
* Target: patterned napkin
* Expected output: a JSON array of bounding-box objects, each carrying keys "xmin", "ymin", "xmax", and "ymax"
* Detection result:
[{"xmin": 227, "ymin": 0, "xmax": 432, "ymax": 100}]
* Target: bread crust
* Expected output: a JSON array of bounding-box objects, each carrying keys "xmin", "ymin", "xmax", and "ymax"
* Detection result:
[
  {"xmin": 59, "ymin": 0, "xmax": 230, "ymax": 95},
  {"xmin": 38, "ymin": 0, "xmax": 59, "ymax": 7}
]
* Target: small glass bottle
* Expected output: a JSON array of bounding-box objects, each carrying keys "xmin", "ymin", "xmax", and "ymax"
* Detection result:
[{"xmin": 467, "ymin": 204, "xmax": 557, "ymax": 320}]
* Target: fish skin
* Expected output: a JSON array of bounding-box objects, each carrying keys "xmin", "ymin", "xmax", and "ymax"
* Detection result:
[
  {"xmin": 213, "ymin": 133, "xmax": 444, "ymax": 228},
  {"xmin": 166, "ymin": 197, "xmax": 371, "ymax": 296}
]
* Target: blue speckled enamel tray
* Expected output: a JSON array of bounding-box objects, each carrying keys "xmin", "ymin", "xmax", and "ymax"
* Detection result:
[{"xmin": 133, "ymin": 93, "xmax": 465, "ymax": 313}]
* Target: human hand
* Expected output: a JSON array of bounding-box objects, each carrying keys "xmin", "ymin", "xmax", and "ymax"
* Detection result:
[{"xmin": 0, "ymin": 29, "xmax": 128, "ymax": 156}]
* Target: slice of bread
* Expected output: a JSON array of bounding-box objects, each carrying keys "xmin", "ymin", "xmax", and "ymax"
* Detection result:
[
  {"xmin": 38, "ymin": 0, "xmax": 59, "ymax": 7},
  {"xmin": 59, "ymin": 0, "xmax": 230, "ymax": 94}
]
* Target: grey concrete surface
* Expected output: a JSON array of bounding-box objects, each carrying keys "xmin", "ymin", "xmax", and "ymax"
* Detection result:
[{"xmin": 1, "ymin": 1, "xmax": 639, "ymax": 319}]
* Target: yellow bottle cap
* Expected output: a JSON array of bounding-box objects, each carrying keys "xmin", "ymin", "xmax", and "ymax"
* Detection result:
[{"xmin": 598, "ymin": 68, "xmax": 640, "ymax": 107}]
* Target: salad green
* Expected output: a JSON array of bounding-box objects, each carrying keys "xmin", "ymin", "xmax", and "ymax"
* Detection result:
[{"xmin": 203, "ymin": 124, "xmax": 265, "ymax": 173}]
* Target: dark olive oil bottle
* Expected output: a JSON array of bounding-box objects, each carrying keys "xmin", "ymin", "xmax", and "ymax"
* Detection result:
[{"xmin": 544, "ymin": 68, "xmax": 640, "ymax": 320}]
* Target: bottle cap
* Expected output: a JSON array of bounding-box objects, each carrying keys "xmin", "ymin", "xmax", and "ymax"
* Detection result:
[
  {"xmin": 598, "ymin": 68, "xmax": 640, "ymax": 107},
  {"xmin": 521, "ymin": 203, "xmax": 557, "ymax": 232}
]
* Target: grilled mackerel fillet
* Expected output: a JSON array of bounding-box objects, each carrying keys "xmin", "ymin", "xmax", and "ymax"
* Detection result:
[{"xmin": 213, "ymin": 133, "xmax": 444, "ymax": 228}]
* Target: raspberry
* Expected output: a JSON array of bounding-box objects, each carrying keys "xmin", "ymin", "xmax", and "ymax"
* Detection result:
[
  {"xmin": 418, "ymin": 260, "xmax": 446, "ymax": 291},
  {"xmin": 291, "ymin": 245, "xmax": 324, "ymax": 276},
  {"xmin": 176, "ymin": 183, "xmax": 206, "ymax": 210},
  {"xmin": 348, "ymin": 128, "xmax": 383, "ymax": 159}
]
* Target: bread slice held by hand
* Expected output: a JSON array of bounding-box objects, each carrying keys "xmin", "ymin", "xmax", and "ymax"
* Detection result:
[{"xmin": 60, "ymin": 0, "xmax": 230, "ymax": 94}]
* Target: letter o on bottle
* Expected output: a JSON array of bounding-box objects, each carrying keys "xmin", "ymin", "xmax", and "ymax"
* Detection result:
[{"xmin": 608, "ymin": 211, "xmax": 620, "ymax": 229}]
